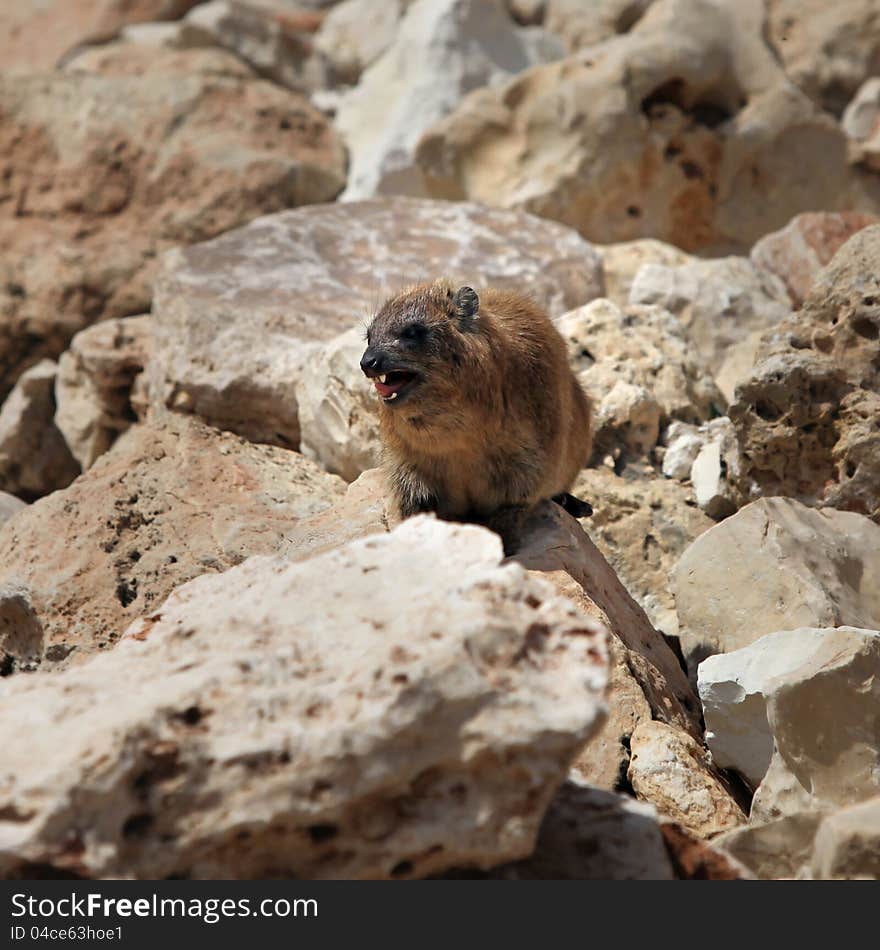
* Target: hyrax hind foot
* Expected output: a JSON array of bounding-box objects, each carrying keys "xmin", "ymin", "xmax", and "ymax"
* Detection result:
[{"xmin": 552, "ymin": 492, "xmax": 593, "ymax": 518}]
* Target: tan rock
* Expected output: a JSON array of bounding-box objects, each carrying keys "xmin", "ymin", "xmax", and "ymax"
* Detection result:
[
  {"xmin": 63, "ymin": 41, "xmax": 257, "ymax": 78},
  {"xmin": 556, "ymin": 299, "xmax": 724, "ymax": 461},
  {"xmin": 0, "ymin": 585, "xmax": 43, "ymax": 676},
  {"xmin": 182, "ymin": 0, "xmax": 331, "ymax": 94},
  {"xmin": 628, "ymin": 256, "xmax": 791, "ymax": 377},
  {"xmin": 730, "ymin": 225, "xmax": 880, "ymax": 521},
  {"xmin": 673, "ymin": 498, "xmax": 880, "ymax": 671},
  {"xmin": 55, "ymin": 316, "xmax": 152, "ymax": 470},
  {"xmin": 0, "ymin": 60, "xmax": 345, "ymax": 397},
  {"xmin": 0, "ymin": 0, "xmax": 201, "ymax": 73},
  {"xmin": 713, "ymin": 812, "xmax": 822, "ymax": 880},
  {"xmin": 748, "ymin": 627, "xmax": 880, "ymax": 823},
  {"xmin": 416, "ymin": 0, "xmax": 880, "ymax": 251},
  {"xmin": 810, "ymin": 796, "xmax": 880, "ymax": 880},
  {"xmin": 842, "ymin": 77, "xmax": 880, "ymax": 141},
  {"xmin": 626, "ymin": 720, "xmax": 746, "ymax": 838},
  {"xmin": 0, "ymin": 360, "xmax": 79, "ymax": 500},
  {"xmin": 544, "ymin": 0, "xmax": 655, "ymax": 50},
  {"xmin": 572, "ymin": 464, "xmax": 713, "ymax": 637},
  {"xmin": 767, "ymin": 0, "xmax": 880, "ymax": 116},
  {"xmin": 314, "ymin": 0, "xmax": 408, "ymax": 85},
  {"xmin": 598, "ymin": 239, "xmax": 693, "ymax": 306},
  {"xmin": 0, "ymin": 414, "xmax": 344, "ymax": 670},
  {"xmin": 659, "ymin": 822, "xmax": 753, "ymax": 880},
  {"xmin": 150, "ymin": 198, "xmax": 603, "ymax": 449},
  {"xmin": 750, "ymin": 211, "xmax": 880, "ymax": 307},
  {"xmin": 335, "ymin": 0, "xmax": 562, "ymax": 200},
  {"xmin": 0, "ymin": 517, "xmax": 608, "ymax": 880}
]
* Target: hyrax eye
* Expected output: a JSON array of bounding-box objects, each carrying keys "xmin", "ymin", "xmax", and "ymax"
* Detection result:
[{"xmin": 400, "ymin": 323, "xmax": 426, "ymax": 342}]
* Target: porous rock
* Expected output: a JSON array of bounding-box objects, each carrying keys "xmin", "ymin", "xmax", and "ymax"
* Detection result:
[
  {"xmin": 673, "ymin": 497, "xmax": 880, "ymax": 672},
  {"xmin": 150, "ymin": 198, "xmax": 603, "ymax": 449},
  {"xmin": 0, "ymin": 414, "xmax": 345, "ymax": 669},
  {"xmin": 730, "ymin": 225, "xmax": 880, "ymax": 521},
  {"xmin": 0, "ymin": 517, "xmax": 608, "ymax": 880}
]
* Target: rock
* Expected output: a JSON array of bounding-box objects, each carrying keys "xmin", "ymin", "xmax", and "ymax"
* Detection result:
[
  {"xmin": 0, "ymin": 492, "xmax": 25, "ymax": 530},
  {"xmin": 64, "ymin": 40, "xmax": 257, "ymax": 78},
  {"xmin": 713, "ymin": 812, "xmax": 822, "ymax": 880},
  {"xmin": 507, "ymin": 501, "xmax": 703, "ymax": 741},
  {"xmin": 0, "ymin": 585, "xmax": 43, "ymax": 676},
  {"xmin": 628, "ymin": 256, "xmax": 791, "ymax": 377},
  {"xmin": 572, "ymin": 464, "xmax": 713, "ymax": 637},
  {"xmin": 674, "ymin": 497, "xmax": 880, "ymax": 672},
  {"xmin": 504, "ymin": 0, "xmax": 547, "ymax": 28},
  {"xmin": 730, "ymin": 225, "xmax": 880, "ymax": 521},
  {"xmin": 314, "ymin": 0, "xmax": 407, "ymax": 85},
  {"xmin": 750, "ymin": 211, "xmax": 880, "ymax": 307},
  {"xmin": 0, "ymin": 414, "xmax": 345, "ymax": 670},
  {"xmin": 767, "ymin": 0, "xmax": 880, "ymax": 116},
  {"xmin": 626, "ymin": 720, "xmax": 746, "ymax": 838},
  {"xmin": 0, "ymin": 360, "xmax": 79, "ymax": 500},
  {"xmin": 150, "ymin": 198, "xmax": 603, "ymax": 449},
  {"xmin": 335, "ymin": 0, "xmax": 562, "ymax": 200},
  {"xmin": 0, "ymin": 61, "xmax": 345, "ymax": 398},
  {"xmin": 295, "ymin": 327, "xmax": 381, "ymax": 481},
  {"xmin": 555, "ymin": 299, "xmax": 724, "ymax": 461},
  {"xmin": 416, "ymin": 0, "xmax": 880, "ymax": 251},
  {"xmin": 746, "ymin": 627, "xmax": 880, "ymax": 822},
  {"xmin": 496, "ymin": 780, "xmax": 676, "ymax": 880},
  {"xmin": 544, "ymin": 0, "xmax": 655, "ymax": 51},
  {"xmin": 811, "ymin": 796, "xmax": 880, "ymax": 880},
  {"xmin": 54, "ymin": 316, "xmax": 152, "ymax": 470},
  {"xmin": 661, "ymin": 420, "xmax": 705, "ymax": 480},
  {"xmin": 0, "ymin": 0, "xmax": 202, "ymax": 73},
  {"xmin": 659, "ymin": 822, "xmax": 752, "ymax": 880},
  {"xmin": 842, "ymin": 77, "xmax": 880, "ymax": 140},
  {"xmin": 598, "ymin": 239, "xmax": 693, "ymax": 306},
  {"xmin": 714, "ymin": 329, "xmax": 765, "ymax": 404},
  {"xmin": 0, "ymin": 517, "xmax": 608, "ymax": 880},
  {"xmin": 182, "ymin": 0, "xmax": 331, "ymax": 94}
]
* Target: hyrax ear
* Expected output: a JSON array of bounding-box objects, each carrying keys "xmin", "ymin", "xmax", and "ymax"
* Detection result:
[{"xmin": 452, "ymin": 286, "xmax": 479, "ymax": 329}]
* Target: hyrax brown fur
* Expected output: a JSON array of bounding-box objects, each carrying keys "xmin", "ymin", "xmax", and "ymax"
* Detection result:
[{"xmin": 360, "ymin": 279, "xmax": 592, "ymax": 522}]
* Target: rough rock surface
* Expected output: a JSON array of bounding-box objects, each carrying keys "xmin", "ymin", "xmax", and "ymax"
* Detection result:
[
  {"xmin": 0, "ymin": 414, "xmax": 345, "ymax": 671},
  {"xmin": 0, "ymin": 1, "xmax": 202, "ymax": 73},
  {"xmin": 767, "ymin": 0, "xmax": 880, "ymax": 116},
  {"xmin": 544, "ymin": 0, "xmax": 656, "ymax": 50},
  {"xmin": 626, "ymin": 720, "xmax": 746, "ymax": 838},
  {"xmin": 746, "ymin": 627, "xmax": 880, "ymax": 823},
  {"xmin": 0, "ymin": 517, "xmax": 608, "ymax": 880},
  {"xmin": 150, "ymin": 198, "xmax": 603, "ymax": 448},
  {"xmin": 673, "ymin": 498, "xmax": 880, "ymax": 671},
  {"xmin": 750, "ymin": 211, "xmax": 880, "ymax": 307},
  {"xmin": 62, "ymin": 40, "xmax": 258, "ymax": 79},
  {"xmin": 181, "ymin": 0, "xmax": 331, "ymax": 94},
  {"xmin": 335, "ymin": 0, "xmax": 562, "ymax": 200},
  {"xmin": 416, "ymin": 0, "xmax": 880, "ymax": 250},
  {"xmin": 730, "ymin": 225, "xmax": 880, "ymax": 521},
  {"xmin": 572, "ymin": 464, "xmax": 713, "ymax": 637},
  {"xmin": 556, "ymin": 299, "xmax": 724, "ymax": 462},
  {"xmin": 55, "ymin": 316, "xmax": 152, "ymax": 470},
  {"xmin": 0, "ymin": 58, "xmax": 345, "ymax": 397},
  {"xmin": 0, "ymin": 360, "xmax": 79, "ymax": 501},
  {"xmin": 628, "ymin": 256, "xmax": 791, "ymax": 377},
  {"xmin": 597, "ymin": 239, "xmax": 693, "ymax": 306},
  {"xmin": 296, "ymin": 327, "xmax": 381, "ymax": 481},
  {"xmin": 811, "ymin": 796, "xmax": 880, "ymax": 880}
]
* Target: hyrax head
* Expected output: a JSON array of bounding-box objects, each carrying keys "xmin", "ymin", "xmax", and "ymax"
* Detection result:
[{"xmin": 360, "ymin": 280, "xmax": 480, "ymax": 406}]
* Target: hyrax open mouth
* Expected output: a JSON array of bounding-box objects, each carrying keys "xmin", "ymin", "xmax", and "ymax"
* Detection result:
[{"xmin": 372, "ymin": 370, "xmax": 418, "ymax": 402}]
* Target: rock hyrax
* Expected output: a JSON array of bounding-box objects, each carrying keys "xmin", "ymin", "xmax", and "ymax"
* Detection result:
[{"xmin": 360, "ymin": 279, "xmax": 593, "ymax": 522}]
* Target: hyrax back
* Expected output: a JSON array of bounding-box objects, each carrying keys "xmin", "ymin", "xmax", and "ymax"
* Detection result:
[{"xmin": 360, "ymin": 279, "xmax": 592, "ymax": 521}]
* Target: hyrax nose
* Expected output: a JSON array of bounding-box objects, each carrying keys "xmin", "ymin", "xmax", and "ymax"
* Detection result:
[{"xmin": 360, "ymin": 347, "xmax": 385, "ymax": 377}]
